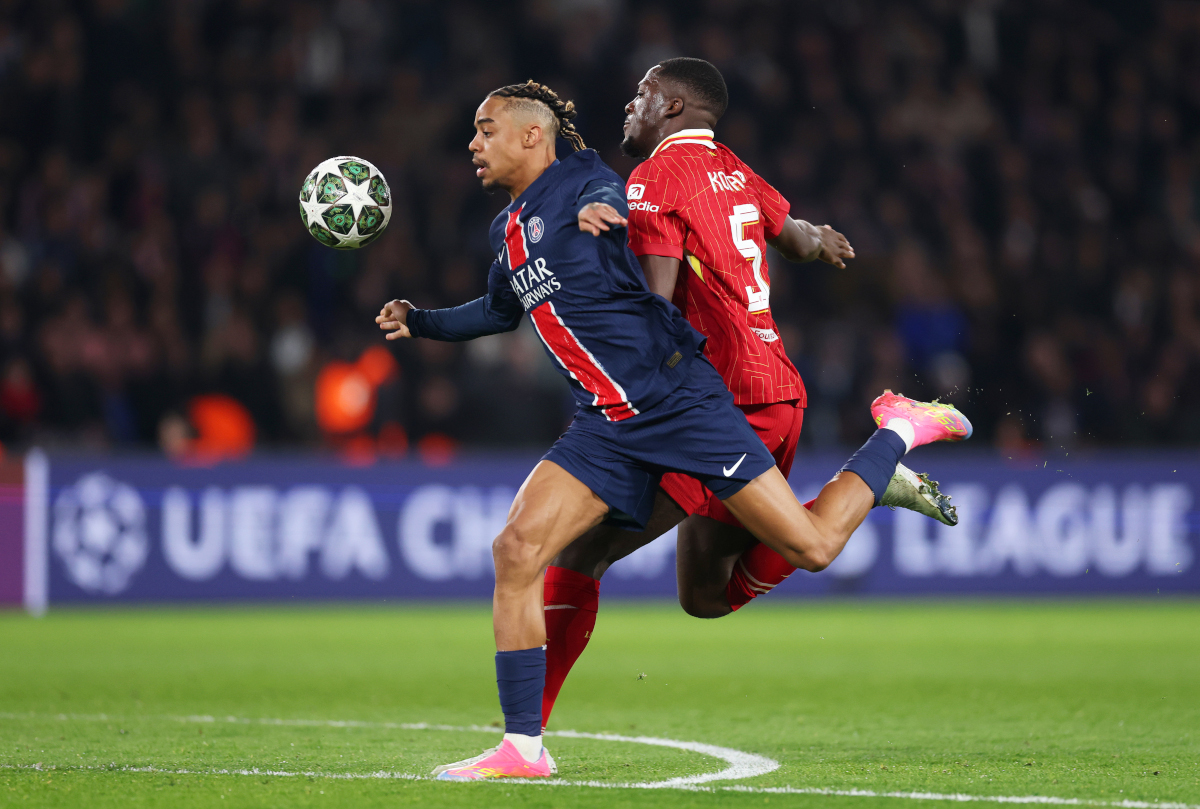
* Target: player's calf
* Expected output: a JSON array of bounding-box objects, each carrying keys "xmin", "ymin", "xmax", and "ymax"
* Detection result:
[
  {"xmin": 723, "ymin": 533, "xmax": 801, "ymax": 613},
  {"xmin": 723, "ymin": 466, "xmax": 870, "ymax": 572},
  {"xmin": 723, "ymin": 395, "xmax": 971, "ymax": 574},
  {"xmin": 673, "ymin": 510, "xmax": 811, "ymax": 618},
  {"xmin": 674, "ymin": 518, "xmax": 756, "ymax": 619},
  {"xmin": 722, "ymin": 463, "xmax": 953, "ymax": 612},
  {"xmin": 468, "ymin": 460, "xmax": 608, "ymax": 774},
  {"xmin": 541, "ymin": 565, "xmax": 599, "ymax": 729}
]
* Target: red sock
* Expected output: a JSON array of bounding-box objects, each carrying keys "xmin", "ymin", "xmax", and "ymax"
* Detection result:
[
  {"xmin": 541, "ymin": 566, "xmax": 599, "ymax": 730},
  {"xmin": 726, "ymin": 498, "xmax": 814, "ymax": 611}
]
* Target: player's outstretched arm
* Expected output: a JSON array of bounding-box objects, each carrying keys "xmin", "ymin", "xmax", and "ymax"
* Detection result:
[
  {"xmin": 377, "ymin": 261, "xmax": 525, "ymax": 342},
  {"xmin": 769, "ymin": 218, "xmax": 854, "ymax": 268},
  {"xmin": 377, "ymin": 294, "xmax": 523, "ymax": 342}
]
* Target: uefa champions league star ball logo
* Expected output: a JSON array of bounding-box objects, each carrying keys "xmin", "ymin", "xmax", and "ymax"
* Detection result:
[
  {"xmin": 527, "ymin": 216, "xmax": 544, "ymax": 243},
  {"xmin": 53, "ymin": 472, "xmax": 149, "ymax": 595}
]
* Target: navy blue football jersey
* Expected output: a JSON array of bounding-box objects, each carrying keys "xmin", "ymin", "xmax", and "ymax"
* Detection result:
[{"xmin": 408, "ymin": 150, "xmax": 705, "ymax": 421}]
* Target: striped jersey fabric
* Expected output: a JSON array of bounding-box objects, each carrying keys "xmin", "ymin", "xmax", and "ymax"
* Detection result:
[{"xmin": 625, "ymin": 129, "xmax": 806, "ymax": 407}]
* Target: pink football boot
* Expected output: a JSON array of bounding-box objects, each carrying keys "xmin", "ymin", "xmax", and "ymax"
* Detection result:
[
  {"xmin": 434, "ymin": 739, "xmax": 554, "ymax": 781},
  {"xmin": 871, "ymin": 390, "xmax": 972, "ymax": 448}
]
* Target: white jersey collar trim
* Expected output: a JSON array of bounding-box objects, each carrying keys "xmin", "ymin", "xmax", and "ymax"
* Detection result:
[{"xmin": 652, "ymin": 128, "xmax": 716, "ymax": 156}]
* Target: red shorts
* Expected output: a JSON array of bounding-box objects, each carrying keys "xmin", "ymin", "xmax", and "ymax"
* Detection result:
[{"xmin": 659, "ymin": 400, "xmax": 804, "ymax": 527}]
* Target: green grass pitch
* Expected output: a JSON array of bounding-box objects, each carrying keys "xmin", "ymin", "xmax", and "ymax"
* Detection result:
[{"xmin": 1, "ymin": 600, "xmax": 1197, "ymax": 808}]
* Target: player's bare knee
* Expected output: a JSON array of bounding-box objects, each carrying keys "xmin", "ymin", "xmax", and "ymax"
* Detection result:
[
  {"xmin": 680, "ymin": 600, "xmax": 727, "ymax": 620},
  {"xmin": 776, "ymin": 526, "xmax": 836, "ymax": 572},
  {"xmin": 797, "ymin": 546, "xmax": 834, "ymax": 573},
  {"xmin": 678, "ymin": 588, "xmax": 730, "ymax": 619},
  {"xmin": 492, "ymin": 524, "xmax": 541, "ymax": 577}
]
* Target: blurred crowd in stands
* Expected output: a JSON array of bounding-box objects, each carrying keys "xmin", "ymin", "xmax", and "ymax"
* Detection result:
[{"xmin": 0, "ymin": 0, "xmax": 1198, "ymax": 461}]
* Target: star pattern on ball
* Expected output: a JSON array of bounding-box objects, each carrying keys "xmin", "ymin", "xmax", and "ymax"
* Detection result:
[
  {"xmin": 301, "ymin": 197, "xmax": 326, "ymax": 229},
  {"xmin": 342, "ymin": 178, "xmax": 375, "ymax": 209},
  {"xmin": 299, "ymin": 156, "xmax": 391, "ymax": 249}
]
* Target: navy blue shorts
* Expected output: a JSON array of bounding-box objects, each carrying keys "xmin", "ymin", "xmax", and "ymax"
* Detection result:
[{"xmin": 543, "ymin": 356, "xmax": 777, "ymax": 530}]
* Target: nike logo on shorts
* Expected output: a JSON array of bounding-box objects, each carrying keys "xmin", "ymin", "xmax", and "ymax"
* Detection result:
[{"xmin": 723, "ymin": 453, "xmax": 747, "ymax": 477}]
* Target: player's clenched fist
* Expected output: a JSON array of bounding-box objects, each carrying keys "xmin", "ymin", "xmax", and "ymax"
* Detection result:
[
  {"xmin": 376, "ymin": 299, "xmax": 414, "ymax": 340},
  {"xmin": 578, "ymin": 202, "xmax": 627, "ymax": 236}
]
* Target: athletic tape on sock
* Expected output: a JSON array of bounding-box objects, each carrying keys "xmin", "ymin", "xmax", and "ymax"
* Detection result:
[
  {"xmin": 503, "ymin": 732, "xmax": 544, "ymax": 763},
  {"xmin": 883, "ymin": 417, "xmax": 915, "ymax": 452}
]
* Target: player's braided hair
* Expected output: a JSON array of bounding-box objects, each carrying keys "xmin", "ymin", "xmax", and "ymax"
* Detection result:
[{"xmin": 488, "ymin": 80, "xmax": 587, "ymax": 151}]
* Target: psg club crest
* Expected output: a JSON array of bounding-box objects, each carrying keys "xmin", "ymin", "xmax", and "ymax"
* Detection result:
[{"xmin": 527, "ymin": 216, "xmax": 545, "ymax": 243}]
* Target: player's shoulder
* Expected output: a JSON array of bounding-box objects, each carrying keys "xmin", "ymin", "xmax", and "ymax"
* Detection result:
[
  {"xmin": 647, "ymin": 142, "xmax": 715, "ymax": 170},
  {"xmin": 712, "ymin": 143, "xmax": 764, "ymax": 182},
  {"xmin": 713, "ymin": 141, "xmax": 751, "ymax": 167},
  {"xmin": 489, "ymin": 202, "xmax": 511, "ymax": 230},
  {"xmin": 487, "ymin": 203, "xmax": 513, "ymax": 250},
  {"xmin": 628, "ymin": 153, "xmax": 664, "ymax": 181},
  {"xmin": 712, "ymin": 142, "xmax": 784, "ymax": 199},
  {"xmin": 629, "ymin": 149, "xmax": 708, "ymax": 194},
  {"xmin": 562, "ymin": 148, "xmax": 623, "ymax": 188}
]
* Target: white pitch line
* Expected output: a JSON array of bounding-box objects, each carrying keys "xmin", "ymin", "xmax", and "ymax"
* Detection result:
[
  {"xmin": 545, "ymin": 728, "xmax": 777, "ymax": 787},
  {"xmin": 5, "ymin": 762, "xmax": 419, "ymax": 781},
  {"xmin": 5, "ymin": 762, "xmax": 1197, "ymax": 809},
  {"xmin": 0, "ymin": 711, "xmax": 776, "ymax": 788},
  {"xmin": 1, "ymin": 712, "xmax": 1194, "ymax": 809},
  {"xmin": 717, "ymin": 786, "xmax": 1200, "ymax": 809}
]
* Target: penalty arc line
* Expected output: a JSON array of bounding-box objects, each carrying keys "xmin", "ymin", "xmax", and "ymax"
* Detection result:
[
  {"xmin": 176, "ymin": 714, "xmax": 778, "ymax": 787},
  {"xmin": 0, "ymin": 711, "xmax": 776, "ymax": 788},
  {"xmin": 0, "ymin": 712, "xmax": 1195, "ymax": 809}
]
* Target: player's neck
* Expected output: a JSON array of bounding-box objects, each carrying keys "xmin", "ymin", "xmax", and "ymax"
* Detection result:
[{"xmin": 506, "ymin": 149, "xmax": 559, "ymax": 201}]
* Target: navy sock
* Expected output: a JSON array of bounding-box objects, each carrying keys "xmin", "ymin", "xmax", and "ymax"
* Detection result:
[
  {"xmin": 840, "ymin": 428, "xmax": 907, "ymax": 506},
  {"xmin": 495, "ymin": 647, "xmax": 546, "ymax": 737}
]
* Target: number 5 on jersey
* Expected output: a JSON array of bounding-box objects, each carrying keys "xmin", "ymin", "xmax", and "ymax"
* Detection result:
[{"xmin": 730, "ymin": 203, "xmax": 769, "ymax": 313}]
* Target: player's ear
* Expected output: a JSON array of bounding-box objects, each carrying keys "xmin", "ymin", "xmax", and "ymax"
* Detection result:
[
  {"xmin": 663, "ymin": 96, "xmax": 685, "ymax": 119},
  {"xmin": 523, "ymin": 123, "xmax": 543, "ymax": 149}
]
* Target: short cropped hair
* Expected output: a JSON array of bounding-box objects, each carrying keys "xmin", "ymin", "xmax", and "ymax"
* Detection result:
[{"xmin": 656, "ymin": 57, "xmax": 729, "ymax": 119}]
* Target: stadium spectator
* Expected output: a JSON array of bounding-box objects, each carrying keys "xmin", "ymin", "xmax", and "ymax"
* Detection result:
[{"xmin": 0, "ymin": 0, "xmax": 1195, "ymax": 452}]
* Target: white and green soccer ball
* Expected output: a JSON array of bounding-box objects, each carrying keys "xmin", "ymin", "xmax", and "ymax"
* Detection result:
[{"xmin": 299, "ymin": 156, "xmax": 392, "ymax": 249}]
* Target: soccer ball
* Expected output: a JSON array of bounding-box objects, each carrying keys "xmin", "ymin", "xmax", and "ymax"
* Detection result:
[{"xmin": 299, "ymin": 156, "xmax": 392, "ymax": 249}]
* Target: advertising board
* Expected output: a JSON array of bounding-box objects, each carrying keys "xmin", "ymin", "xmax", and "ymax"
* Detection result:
[{"xmin": 10, "ymin": 450, "xmax": 1197, "ymax": 611}]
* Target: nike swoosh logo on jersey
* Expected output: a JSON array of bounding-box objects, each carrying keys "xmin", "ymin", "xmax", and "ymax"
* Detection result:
[{"xmin": 723, "ymin": 453, "xmax": 747, "ymax": 477}]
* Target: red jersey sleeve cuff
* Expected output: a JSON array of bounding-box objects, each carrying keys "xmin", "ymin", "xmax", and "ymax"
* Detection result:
[
  {"xmin": 629, "ymin": 243, "xmax": 685, "ymax": 260},
  {"xmin": 764, "ymin": 216, "xmax": 789, "ymax": 241}
]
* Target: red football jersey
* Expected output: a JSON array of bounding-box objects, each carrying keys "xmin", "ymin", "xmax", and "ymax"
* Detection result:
[{"xmin": 625, "ymin": 129, "xmax": 805, "ymax": 406}]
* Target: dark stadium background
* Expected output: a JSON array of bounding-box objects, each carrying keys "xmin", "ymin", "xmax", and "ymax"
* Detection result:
[
  {"xmin": 1, "ymin": 8, "xmax": 1196, "ymax": 805},
  {"xmin": 0, "ymin": 0, "xmax": 1196, "ymax": 462}
]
